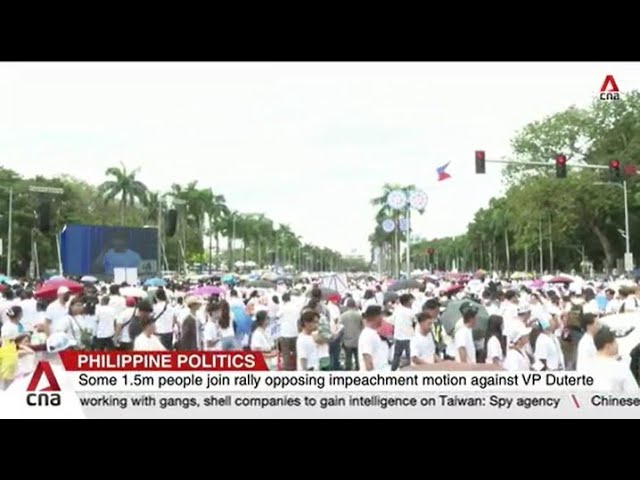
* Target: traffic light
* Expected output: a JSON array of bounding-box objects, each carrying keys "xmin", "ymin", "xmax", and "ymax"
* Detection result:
[
  {"xmin": 427, "ymin": 247, "xmax": 435, "ymax": 256},
  {"xmin": 475, "ymin": 151, "xmax": 486, "ymax": 174},
  {"xmin": 609, "ymin": 159, "xmax": 621, "ymax": 182},
  {"xmin": 555, "ymin": 154, "xmax": 567, "ymax": 178}
]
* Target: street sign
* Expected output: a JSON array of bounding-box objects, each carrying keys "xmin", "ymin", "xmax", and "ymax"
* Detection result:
[
  {"xmin": 386, "ymin": 190, "xmax": 407, "ymax": 210},
  {"xmin": 28, "ymin": 185, "xmax": 64, "ymax": 195},
  {"xmin": 381, "ymin": 219, "xmax": 395, "ymax": 233},
  {"xmin": 624, "ymin": 252, "xmax": 634, "ymax": 272}
]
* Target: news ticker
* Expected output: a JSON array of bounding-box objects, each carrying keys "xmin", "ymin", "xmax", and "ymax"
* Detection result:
[{"xmin": 3, "ymin": 352, "xmax": 639, "ymax": 419}]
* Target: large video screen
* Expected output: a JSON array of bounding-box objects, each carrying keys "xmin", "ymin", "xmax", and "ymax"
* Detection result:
[{"xmin": 60, "ymin": 224, "xmax": 158, "ymax": 277}]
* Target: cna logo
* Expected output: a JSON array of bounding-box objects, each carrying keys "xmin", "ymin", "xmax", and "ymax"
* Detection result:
[
  {"xmin": 25, "ymin": 361, "xmax": 61, "ymax": 407},
  {"xmin": 600, "ymin": 75, "xmax": 620, "ymax": 101}
]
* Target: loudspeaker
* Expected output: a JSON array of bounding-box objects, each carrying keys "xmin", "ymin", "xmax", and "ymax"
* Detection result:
[
  {"xmin": 165, "ymin": 209, "xmax": 177, "ymax": 237},
  {"xmin": 37, "ymin": 201, "xmax": 51, "ymax": 233}
]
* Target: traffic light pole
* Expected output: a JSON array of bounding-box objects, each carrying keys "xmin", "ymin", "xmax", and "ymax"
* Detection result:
[
  {"xmin": 484, "ymin": 158, "xmax": 609, "ymax": 170},
  {"xmin": 624, "ymin": 180, "xmax": 631, "ymax": 267}
]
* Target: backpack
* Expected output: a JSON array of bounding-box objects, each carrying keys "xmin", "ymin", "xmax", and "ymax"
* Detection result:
[
  {"xmin": 566, "ymin": 303, "xmax": 583, "ymax": 330},
  {"xmin": 128, "ymin": 316, "xmax": 143, "ymax": 341}
]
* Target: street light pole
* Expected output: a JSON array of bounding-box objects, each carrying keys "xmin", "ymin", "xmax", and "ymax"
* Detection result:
[
  {"xmin": 7, "ymin": 187, "xmax": 12, "ymax": 277},
  {"xmin": 624, "ymin": 180, "xmax": 631, "ymax": 255}
]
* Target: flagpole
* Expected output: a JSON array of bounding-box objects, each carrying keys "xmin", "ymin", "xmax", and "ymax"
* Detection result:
[{"xmin": 406, "ymin": 207, "xmax": 411, "ymax": 277}]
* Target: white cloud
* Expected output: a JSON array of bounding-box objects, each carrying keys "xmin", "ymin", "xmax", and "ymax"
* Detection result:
[{"xmin": 0, "ymin": 62, "xmax": 635, "ymax": 256}]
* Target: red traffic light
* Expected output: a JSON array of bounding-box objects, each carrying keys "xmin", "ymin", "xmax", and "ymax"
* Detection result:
[
  {"xmin": 555, "ymin": 154, "xmax": 567, "ymax": 178},
  {"xmin": 475, "ymin": 150, "xmax": 486, "ymax": 174},
  {"xmin": 427, "ymin": 248, "xmax": 435, "ymax": 256},
  {"xmin": 556, "ymin": 155, "xmax": 567, "ymax": 165},
  {"xmin": 610, "ymin": 159, "xmax": 620, "ymax": 169}
]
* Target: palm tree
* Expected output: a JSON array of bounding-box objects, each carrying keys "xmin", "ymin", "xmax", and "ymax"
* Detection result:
[
  {"xmin": 207, "ymin": 193, "xmax": 230, "ymax": 263},
  {"xmin": 98, "ymin": 163, "xmax": 149, "ymax": 223}
]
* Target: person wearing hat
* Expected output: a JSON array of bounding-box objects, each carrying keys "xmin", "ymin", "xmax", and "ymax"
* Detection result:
[
  {"xmin": 176, "ymin": 296, "xmax": 202, "ymax": 350},
  {"xmin": 45, "ymin": 286, "xmax": 72, "ymax": 334},
  {"xmin": 502, "ymin": 325, "xmax": 532, "ymax": 371},
  {"xmin": 358, "ymin": 305, "xmax": 390, "ymax": 371},
  {"xmin": 533, "ymin": 314, "xmax": 564, "ymax": 371}
]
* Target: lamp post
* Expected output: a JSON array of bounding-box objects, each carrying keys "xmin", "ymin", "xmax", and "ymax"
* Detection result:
[{"xmin": 594, "ymin": 181, "xmax": 632, "ymax": 271}]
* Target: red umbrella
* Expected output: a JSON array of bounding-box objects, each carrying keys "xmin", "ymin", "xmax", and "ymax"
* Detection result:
[
  {"xmin": 442, "ymin": 284, "xmax": 465, "ymax": 296},
  {"xmin": 35, "ymin": 279, "xmax": 84, "ymax": 300},
  {"xmin": 548, "ymin": 276, "xmax": 573, "ymax": 284}
]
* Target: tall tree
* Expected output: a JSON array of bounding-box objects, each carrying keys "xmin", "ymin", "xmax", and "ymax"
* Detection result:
[{"xmin": 98, "ymin": 163, "xmax": 149, "ymax": 224}]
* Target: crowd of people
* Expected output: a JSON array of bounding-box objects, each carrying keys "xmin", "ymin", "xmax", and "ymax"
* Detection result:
[{"xmin": 0, "ymin": 273, "xmax": 639, "ymax": 393}]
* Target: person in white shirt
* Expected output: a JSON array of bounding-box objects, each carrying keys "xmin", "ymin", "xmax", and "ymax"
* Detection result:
[
  {"xmin": 133, "ymin": 318, "xmax": 166, "ymax": 351},
  {"xmin": 251, "ymin": 311, "xmax": 278, "ymax": 369},
  {"xmin": 107, "ymin": 285, "xmax": 127, "ymax": 316},
  {"xmin": 359, "ymin": 305, "xmax": 390, "ymax": 371},
  {"xmin": 391, "ymin": 294, "xmax": 416, "ymax": 370},
  {"xmin": 153, "ymin": 288, "xmax": 175, "ymax": 350},
  {"xmin": 1, "ymin": 305, "xmax": 24, "ymax": 341},
  {"xmin": 114, "ymin": 297, "xmax": 138, "ymax": 351},
  {"xmin": 603, "ymin": 288, "xmax": 618, "ymax": 316},
  {"xmin": 534, "ymin": 315, "xmax": 564, "ymax": 371},
  {"xmin": 297, "ymin": 310, "xmax": 320, "ymax": 371},
  {"xmin": 576, "ymin": 313, "xmax": 599, "ymax": 371},
  {"xmin": 502, "ymin": 326, "xmax": 532, "ymax": 371},
  {"xmin": 454, "ymin": 306, "xmax": 477, "ymax": 364},
  {"xmin": 203, "ymin": 303, "xmax": 221, "ymax": 351},
  {"xmin": 94, "ymin": 296, "xmax": 116, "ymax": 350},
  {"xmin": 584, "ymin": 326, "xmax": 639, "ymax": 393},
  {"xmin": 18, "ymin": 290, "xmax": 38, "ymax": 332},
  {"xmin": 484, "ymin": 315, "xmax": 505, "ymax": 365},
  {"xmin": 45, "ymin": 286, "xmax": 72, "ymax": 334},
  {"xmin": 361, "ymin": 289, "xmax": 378, "ymax": 313},
  {"xmin": 277, "ymin": 292, "xmax": 300, "ymax": 371},
  {"xmin": 410, "ymin": 312, "xmax": 436, "ymax": 365}
]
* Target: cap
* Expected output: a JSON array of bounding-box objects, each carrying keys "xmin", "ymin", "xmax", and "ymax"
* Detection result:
[
  {"xmin": 509, "ymin": 326, "xmax": 531, "ymax": 344},
  {"xmin": 46, "ymin": 332, "xmax": 78, "ymax": 352},
  {"xmin": 125, "ymin": 296, "xmax": 137, "ymax": 307},
  {"xmin": 185, "ymin": 295, "xmax": 203, "ymax": 307},
  {"xmin": 538, "ymin": 314, "xmax": 551, "ymax": 330},
  {"xmin": 138, "ymin": 299, "xmax": 154, "ymax": 312},
  {"xmin": 57, "ymin": 286, "xmax": 70, "ymax": 296},
  {"xmin": 517, "ymin": 304, "xmax": 531, "ymax": 315}
]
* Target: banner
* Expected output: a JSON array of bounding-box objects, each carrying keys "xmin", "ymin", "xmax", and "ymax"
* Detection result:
[
  {"xmin": 60, "ymin": 224, "xmax": 158, "ymax": 277},
  {"xmin": 2, "ymin": 352, "xmax": 640, "ymax": 419}
]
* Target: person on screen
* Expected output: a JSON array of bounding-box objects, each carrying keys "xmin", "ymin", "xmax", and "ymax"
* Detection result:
[
  {"xmin": 583, "ymin": 327, "xmax": 639, "ymax": 393},
  {"xmin": 93, "ymin": 230, "xmax": 142, "ymax": 276}
]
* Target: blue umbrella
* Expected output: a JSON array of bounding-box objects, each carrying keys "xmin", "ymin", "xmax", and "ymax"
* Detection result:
[
  {"xmin": 0, "ymin": 275, "xmax": 12, "ymax": 284},
  {"xmin": 144, "ymin": 277, "xmax": 166, "ymax": 287},
  {"xmin": 222, "ymin": 274, "xmax": 236, "ymax": 285}
]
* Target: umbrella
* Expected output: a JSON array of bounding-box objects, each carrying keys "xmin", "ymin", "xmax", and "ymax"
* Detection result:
[
  {"xmin": 190, "ymin": 285, "xmax": 224, "ymax": 297},
  {"xmin": 144, "ymin": 277, "xmax": 166, "ymax": 287},
  {"xmin": 548, "ymin": 276, "xmax": 573, "ymax": 284},
  {"xmin": 383, "ymin": 291, "xmax": 399, "ymax": 303},
  {"xmin": 48, "ymin": 275, "xmax": 65, "ymax": 281},
  {"xmin": 441, "ymin": 299, "xmax": 490, "ymax": 341},
  {"xmin": 442, "ymin": 284, "xmax": 465, "ymax": 296},
  {"xmin": 120, "ymin": 286, "xmax": 147, "ymax": 298},
  {"xmin": 246, "ymin": 280, "xmax": 277, "ymax": 289},
  {"xmin": 35, "ymin": 279, "xmax": 84, "ymax": 300},
  {"xmin": 307, "ymin": 287, "xmax": 340, "ymax": 300},
  {"xmin": 388, "ymin": 279, "xmax": 423, "ymax": 291},
  {"xmin": 81, "ymin": 275, "xmax": 97, "ymax": 283},
  {"xmin": 0, "ymin": 275, "xmax": 12, "ymax": 284},
  {"xmin": 221, "ymin": 274, "xmax": 236, "ymax": 285}
]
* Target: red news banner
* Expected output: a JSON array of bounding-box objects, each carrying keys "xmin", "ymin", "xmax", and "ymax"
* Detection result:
[{"xmin": 59, "ymin": 351, "xmax": 269, "ymax": 371}]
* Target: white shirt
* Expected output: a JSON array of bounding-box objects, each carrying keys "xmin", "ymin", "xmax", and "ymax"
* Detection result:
[
  {"xmin": 134, "ymin": 333, "xmax": 166, "ymax": 351},
  {"xmin": 576, "ymin": 332, "xmax": 597, "ymax": 372},
  {"xmin": 534, "ymin": 333, "xmax": 564, "ymax": 370},
  {"xmin": 584, "ymin": 356, "xmax": 640, "ymax": 393},
  {"xmin": 1, "ymin": 321, "xmax": 20, "ymax": 340},
  {"xmin": 153, "ymin": 301, "xmax": 174, "ymax": 335},
  {"xmin": 95, "ymin": 305, "xmax": 116, "ymax": 339},
  {"xmin": 503, "ymin": 348, "xmax": 531, "ymax": 371},
  {"xmin": 296, "ymin": 332, "xmax": 319, "ymax": 371},
  {"xmin": 108, "ymin": 295, "xmax": 127, "ymax": 316},
  {"xmin": 45, "ymin": 301, "xmax": 69, "ymax": 331},
  {"xmin": 0, "ymin": 299, "xmax": 20, "ymax": 323},
  {"xmin": 454, "ymin": 325, "xmax": 476, "ymax": 364},
  {"xmin": 393, "ymin": 305, "xmax": 415, "ymax": 341},
  {"xmin": 326, "ymin": 302, "xmax": 341, "ymax": 323},
  {"xmin": 485, "ymin": 335, "xmax": 504, "ymax": 365},
  {"xmin": 358, "ymin": 326, "xmax": 389, "ymax": 371},
  {"xmin": 203, "ymin": 321, "xmax": 220, "ymax": 351},
  {"xmin": 278, "ymin": 302, "xmax": 300, "ymax": 338},
  {"xmin": 19, "ymin": 298, "xmax": 38, "ymax": 331},
  {"xmin": 250, "ymin": 327, "xmax": 273, "ymax": 352},
  {"xmin": 410, "ymin": 331, "xmax": 436, "ymax": 365},
  {"xmin": 116, "ymin": 306, "xmax": 136, "ymax": 343}
]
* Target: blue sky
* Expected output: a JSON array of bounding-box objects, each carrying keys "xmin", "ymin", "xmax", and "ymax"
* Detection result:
[{"xmin": 0, "ymin": 62, "xmax": 636, "ymax": 256}]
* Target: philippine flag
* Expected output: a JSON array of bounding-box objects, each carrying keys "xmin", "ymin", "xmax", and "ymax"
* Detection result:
[{"xmin": 436, "ymin": 162, "xmax": 451, "ymax": 181}]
